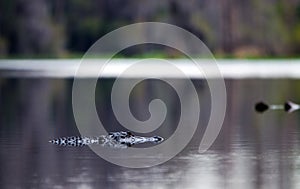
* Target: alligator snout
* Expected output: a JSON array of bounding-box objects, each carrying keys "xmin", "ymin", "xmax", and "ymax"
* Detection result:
[{"xmin": 152, "ymin": 136, "xmax": 164, "ymax": 143}]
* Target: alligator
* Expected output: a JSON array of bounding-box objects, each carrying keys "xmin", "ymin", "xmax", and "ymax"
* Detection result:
[{"xmin": 49, "ymin": 131, "xmax": 164, "ymax": 148}]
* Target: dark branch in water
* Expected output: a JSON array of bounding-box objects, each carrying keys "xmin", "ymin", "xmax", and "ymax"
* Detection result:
[
  {"xmin": 284, "ymin": 102, "xmax": 291, "ymax": 112},
  {"xmin": 255, "ymin": 101, "xmax": 300, "ymax": 113},
  {"xmin": 255, "ymin": 102, "xmax": 269, "ymax": 113}
]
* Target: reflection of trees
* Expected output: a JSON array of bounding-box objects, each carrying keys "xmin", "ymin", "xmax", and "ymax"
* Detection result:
[
  {"xmin": 0, "ymin": 79, "xmax": 118, "ymax": 188},
  {"xmin": 1, "ymin": 78, "xmax": 194, "ymax": 188},
  {"xmin": 1, "ymin": 78, "xmax": 300, "ymax": 188},
  {"xmin": 212, "ymin": 79, "xmax": 298, "ymax": 188}
]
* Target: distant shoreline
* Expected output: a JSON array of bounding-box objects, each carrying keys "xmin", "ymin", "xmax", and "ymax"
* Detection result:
[{"xmin": 1, "ymin": 59, "xmax": 300, "ymax": 79}]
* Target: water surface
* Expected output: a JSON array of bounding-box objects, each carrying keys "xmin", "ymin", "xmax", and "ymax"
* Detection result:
[{"xmin": 1, "ymin": 77, "xmax": 300, "ymax": 189}]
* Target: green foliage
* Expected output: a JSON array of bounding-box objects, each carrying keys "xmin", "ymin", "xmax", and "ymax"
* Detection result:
[{"xmin": 1, "ymin": 0, "xmax": 300, "ymax": 58}]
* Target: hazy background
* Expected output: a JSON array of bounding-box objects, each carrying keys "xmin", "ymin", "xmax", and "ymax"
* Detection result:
[
  {"xmin": 3, "ymin": 1, "xmax": 300, "ymax": 188},
  {"xmin": 1, "ymin": 0, "xmax": 300, "ymax": 58}
]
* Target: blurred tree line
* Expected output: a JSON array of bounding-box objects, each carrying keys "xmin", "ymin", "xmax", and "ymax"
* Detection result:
[{"xmin": 1, "ymin": 0, "xmax": 300, "ymax": 58}]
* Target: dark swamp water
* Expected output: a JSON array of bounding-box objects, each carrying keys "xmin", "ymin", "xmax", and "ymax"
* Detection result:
[{"xmin": 1, "ymin": 78, "xmax": 300, "ymax": 189}]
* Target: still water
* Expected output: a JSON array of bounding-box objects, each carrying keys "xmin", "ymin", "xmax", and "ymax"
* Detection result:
[{"xmin": 1, "ymin": 78, "xmax": 300, "ymax": 189}]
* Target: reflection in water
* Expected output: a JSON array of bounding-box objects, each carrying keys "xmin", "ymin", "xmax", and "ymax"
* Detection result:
[
  {"xmin": 49, "ymin": 131, "xmax": 164, "ymax": 148},
  {"xmin": 1, "ymin": 78, "xmax": 300, "ymax": 188}
]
